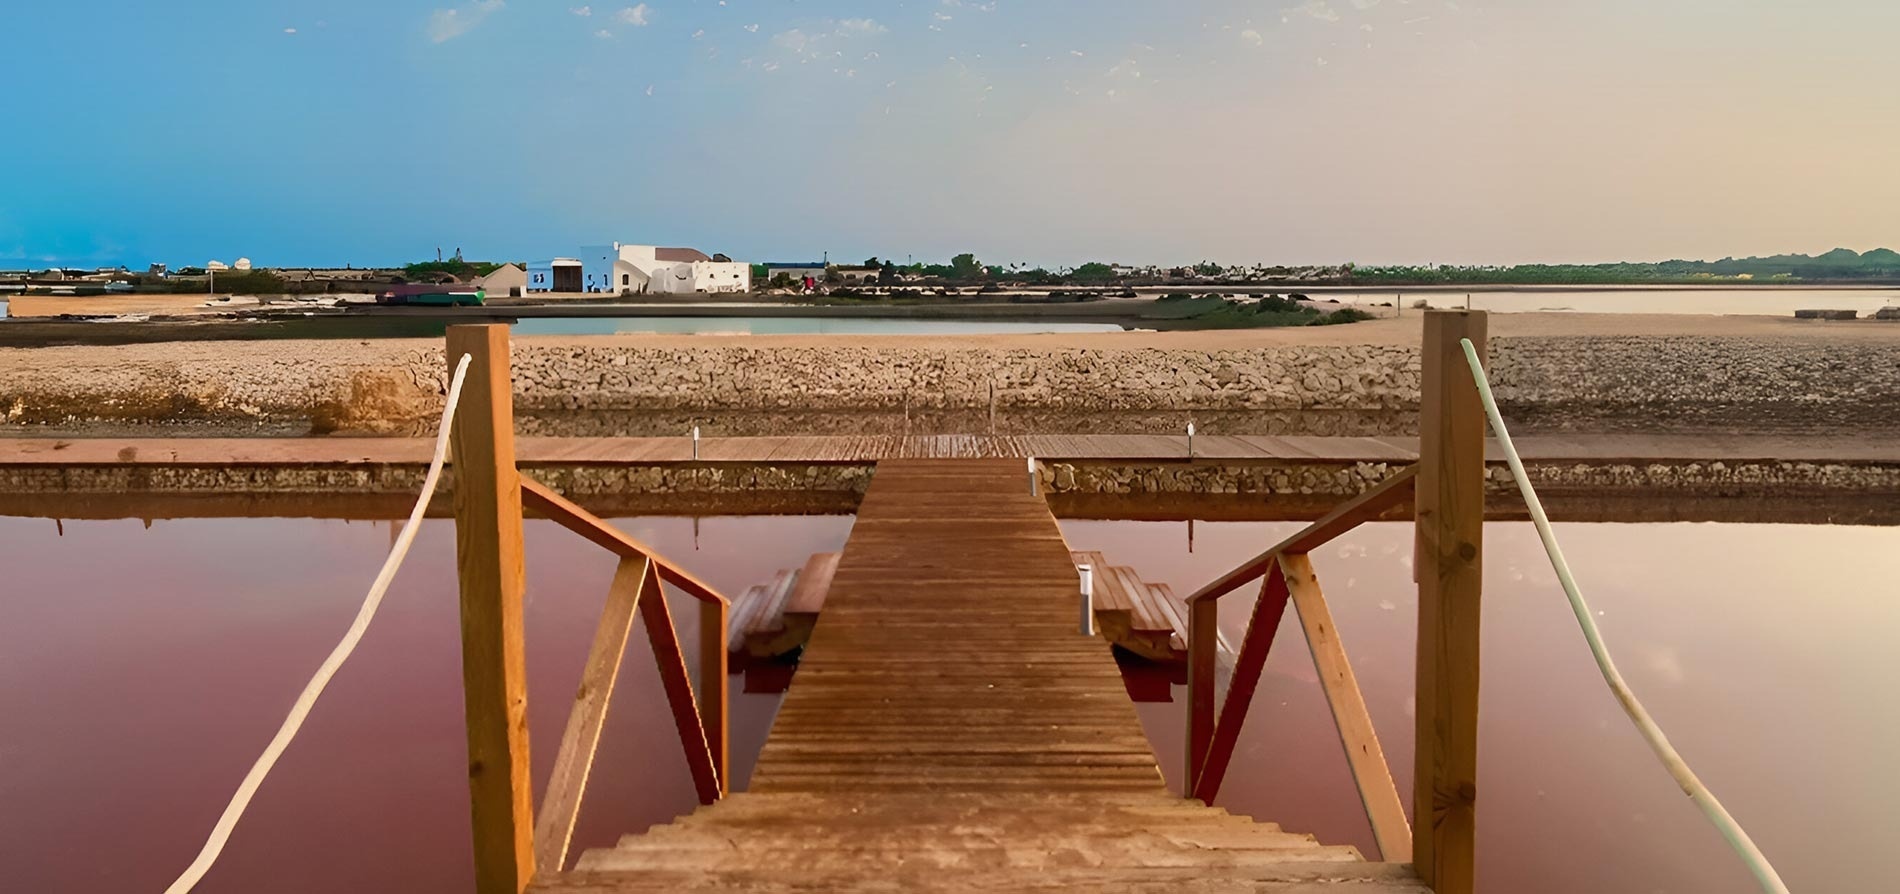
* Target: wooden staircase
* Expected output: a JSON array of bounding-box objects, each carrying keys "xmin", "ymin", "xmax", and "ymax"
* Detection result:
[
  {"xmin": 540, "ymin": 792, "xmax": 1427, "ymax": 892},
  {"xmin": 725, "ymin": 552, "xmax": 840, "ymax": 658},
  {"xmin": 524, "ymin": 460, "xmax": 1422, "ymax": 893}
]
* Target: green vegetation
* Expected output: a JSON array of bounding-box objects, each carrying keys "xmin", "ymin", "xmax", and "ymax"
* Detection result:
[
  {"xmin": 1148, "ymin": 294, "xmax": 1371, "ymax": 328},
  {"xmin": 1351, "ymin": 248, "xmax": 1900, "ymax": 285},
  {"xmin": 401, "ymin": 259, "xmax": 502, "ymax": 281}
]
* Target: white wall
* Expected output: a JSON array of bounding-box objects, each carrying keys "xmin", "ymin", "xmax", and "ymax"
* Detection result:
[{"xmin": 674, "ymin": 261, "xmax": 751, "ymax": 294}]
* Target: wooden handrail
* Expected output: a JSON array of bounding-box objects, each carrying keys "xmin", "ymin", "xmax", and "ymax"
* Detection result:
[
  {"xmin": 1183, "ymin": 466, "xmax": 1417, "ymax": 808},
  {"xmin": 450, "ymin": 325, "xmax": 730, "ymax": 892},
  {"xmin": 518, "ymin": 475, "xmax": 729, "ymax": 606},
  {"xmin": 534, "ymin": 556, "xmax": 651, "ymax": 872},
  {"xmin": 639, "ymin": 559, "xmax": 724, "ymax": 804},
  {"xmin": 1188, "ymin": 562, "xmax": 1291, "ymax": 801},
  {"xmin": 519, "ymin": 475, "xmax": 731, "ymax": 812},
  {"xmin": 1279, "ymin": 552, "xmax": 1410, "ymax": 862},
  {"xmin": 1186, "ymin": 466, "xmax": 1417, "ymax": 606}
]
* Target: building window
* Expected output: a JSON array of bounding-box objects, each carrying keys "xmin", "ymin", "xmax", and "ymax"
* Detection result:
[{"xmin": 622, "ymin": 274, "xmax": 630, "ymax": 286}]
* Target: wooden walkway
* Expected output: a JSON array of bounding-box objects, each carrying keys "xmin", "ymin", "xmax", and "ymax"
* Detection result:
[
  {"xmin": 535, "ymin": 460, "xmax": 1423, "ymax": 892},
  {"xmin": 6, "ymin": 433, "xmax": 1895, "ymax": 466}
]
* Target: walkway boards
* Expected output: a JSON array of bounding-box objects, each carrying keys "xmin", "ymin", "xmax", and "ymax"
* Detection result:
[
  {"xmin": 7, "ymin": 433, "xmax": 1895, "ymax": 466},
  {"xmin": 534, "ymin": 460, "xmax": 1425, "ymax": 892},
  {"xmin": 747, "ymin": 458, "xmax": 1158, "ymax": 793}
]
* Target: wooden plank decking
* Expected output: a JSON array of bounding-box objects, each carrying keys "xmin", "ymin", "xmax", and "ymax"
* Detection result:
[
  {"xmin": 5, "ymin": 433, "xmax": 1895, "ymax": 466},
  {"xmin": 533, "ymin": 459, "xmax": 1424, "ymax": 892}
]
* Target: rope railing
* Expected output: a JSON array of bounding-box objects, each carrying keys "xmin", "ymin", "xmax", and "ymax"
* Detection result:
[
  {"xmin": 162, "ymin": 353, "xmax": 474, "ymax": 894},
  {"xmin": 1458, "ymin": 337, "xmax": 1791, "ymax": 894}
]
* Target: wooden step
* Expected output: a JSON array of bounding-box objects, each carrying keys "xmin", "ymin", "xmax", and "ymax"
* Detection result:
[
  {"xmin": 576, "ymin": 841, "xmax": 1366, "ymax": 872},
  {"xmin": 535, "ymin": 863, "xmax": 1429, "ymax": 893},
  {"xmin": 725, "ymin": 584, "xmax": 769, "ymax": 651},
  {"xmin": 745, "ymin": 570, "xmax": 798, "ymax": 640}
]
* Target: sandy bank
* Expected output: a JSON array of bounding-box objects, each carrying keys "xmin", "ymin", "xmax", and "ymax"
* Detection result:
[{"xmin": 2, "ymin": 313, "xmax": 1897, "ymax": 438}]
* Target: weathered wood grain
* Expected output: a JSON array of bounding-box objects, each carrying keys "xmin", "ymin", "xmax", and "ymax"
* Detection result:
[
  {"xmin": 1279, "ymin": 552, "xmax": 1410, "ymax": 863},
  {"xmin": 446, "ymin": 324, "xmax": 536, "ymax": 894},
  {"xmin": 1413, "ymin": 310, "xmax": 1487, "ymax": 894},
  {"xmin": 534, "ymin": 557, "xmax": 651, "ymax": 872}
]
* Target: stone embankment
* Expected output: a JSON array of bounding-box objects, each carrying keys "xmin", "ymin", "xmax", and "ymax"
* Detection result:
[
  {"xmin": 3, "ymin": 323, "xmax": 1899, "ymax": 436},
  {"xmin": 6, "ymin": 455, "xmax": 1893, "ymax": 525}
]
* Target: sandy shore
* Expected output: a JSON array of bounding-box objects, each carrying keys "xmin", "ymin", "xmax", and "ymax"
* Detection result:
[{"xmin": 3, "ymin": 312, "xmax": 1897, "ymax": 439}]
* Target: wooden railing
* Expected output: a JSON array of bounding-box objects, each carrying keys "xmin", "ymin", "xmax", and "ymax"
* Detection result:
[
  {"xmin": 445, "ymin": 325, "xmax": 731, "ymax": 894},
  {"xmin": 1182, "ymin": 310, "xmax": 1488, "ymax": 893},
  {"xmin": 1182, "ymin": 466, "xmax": 1416, "ymax": 861}
]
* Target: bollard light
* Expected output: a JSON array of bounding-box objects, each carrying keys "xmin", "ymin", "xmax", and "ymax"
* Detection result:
[
  {"xmin": 1078, "ymin": 564, "xmax": 1095, "ymax": 636},
  {"xmin": 1028, "ymin": 456, "xmax": 1038, "ymax": 496},
  {"xmin": 692, "ymin": 425, "xmax": 700, "ymax": 461},
  {"xmin": 1186, "ymin": 422, "xmax": 1195, "ymax": 460}
]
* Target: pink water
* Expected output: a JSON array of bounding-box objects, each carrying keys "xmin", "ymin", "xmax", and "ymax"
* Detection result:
[
  {"xmin": 2, "ymin": 513, "xmax": 1894, "ymax": 892},
  {"xmin": 1063, "ymin": 519, "xmax": 1900, "ymax": 893},
  {"xmin": 0, "ymin": 515, "xmax": 850, "ymax": 892}
]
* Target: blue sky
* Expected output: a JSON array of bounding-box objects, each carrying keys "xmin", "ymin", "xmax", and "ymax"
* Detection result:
[{"xmin": 3, "ymin": 1, "xmax": 1896, "ymax": 268}]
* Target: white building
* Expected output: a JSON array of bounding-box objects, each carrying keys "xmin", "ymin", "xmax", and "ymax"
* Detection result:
[{"xmin": 572, "ymin": 243, "xmax": 751, "ymax": 295}]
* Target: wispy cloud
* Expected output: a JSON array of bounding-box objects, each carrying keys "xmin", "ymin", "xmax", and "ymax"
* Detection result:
[
  {"xmin": 771, "ymin": 18, "xmax": 889, "ymax": 63},
  {"xmin": 570, "ymin": 5, "xmax": 591, "ymax": 16},
  {"xmin": 1240, "ymin": 29, "xmax": 1263, "ymax": 46},
  {"xmin": 617, "ymin": 4, "xmax": 650, "ymax": 27},
  {"xmin": 427, "ymin": 0, "xmax": 503, "ymax": 44},
  {"xmin": 1285, "ymin": 0, "xmax": 1340, "ymax": 23}
]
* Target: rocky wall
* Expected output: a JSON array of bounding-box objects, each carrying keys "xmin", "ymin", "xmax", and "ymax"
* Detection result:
[{"xmin": 4, "ymin": 335, "xmax": 1898, "ymax": 436}]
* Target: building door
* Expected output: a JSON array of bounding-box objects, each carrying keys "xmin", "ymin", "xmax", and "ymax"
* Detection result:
[{"xmin": 553, "ymin": 265, "xmax": 582, "ymax": 292}]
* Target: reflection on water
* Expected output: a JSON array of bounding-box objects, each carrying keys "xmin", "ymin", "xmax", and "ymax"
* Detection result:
[
  {"xmin": 1061, "ymin": 518, "xmax": 1900, "ymax": 894},
  {"xmin": 0, "ymin": 514, "xmax": 851, "ymax": 893},
  {"xmin": 510, "ymin": 317, "xmax": 1125, "ymax": 336},
  {"xmin": 4, "ymin": 512, "xmax": 1893, "ymax": 893}
]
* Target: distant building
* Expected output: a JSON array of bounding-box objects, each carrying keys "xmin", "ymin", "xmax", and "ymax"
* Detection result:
[
  {"xmin": 531, "ymin": 243, "xmax": 751, "ymax": 295},
  {"xmin": 833, "ymin": 264, "xmax": 881, "ymax": 285},
  {"xmin": 527, "ymin": 258, "xmax": 584, "ymax": 293},
  {"xmin": 764, "ymin": 262, "xmax": 826, "ymax": 285},
  {"xmin": 478, "ymin": 263, "xmax": 527, "ymax": 298},
  {"xmin": 206, "ymin": 260, "xmax": 230, "ymax": 272},
  {"xmin": 233, "ymin": 257, "xmax": 253, "ymax": 271}
]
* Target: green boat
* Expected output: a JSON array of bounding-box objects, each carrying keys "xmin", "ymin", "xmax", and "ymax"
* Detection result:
[{"xmin": 378, "ymin": 284, "xmax": 486, "ymax": 306}]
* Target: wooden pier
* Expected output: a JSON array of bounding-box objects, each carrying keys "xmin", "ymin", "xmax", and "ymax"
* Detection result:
[
  {"xmin": 437, "ymin": 314, "xmax": 1495, "ymax": 894},
  {"xmin": 535, "ymin": 458, "xmax": 1422, "ymax": 891}
]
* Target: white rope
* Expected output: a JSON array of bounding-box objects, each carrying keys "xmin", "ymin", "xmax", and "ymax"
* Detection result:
[
  {"xmin": 163, "ymin": 353, "xmax": 474, "ymax": 894},
  {"xmin": 1457, "ymin": 338, "xmax": 1791, "ymax": 894}
]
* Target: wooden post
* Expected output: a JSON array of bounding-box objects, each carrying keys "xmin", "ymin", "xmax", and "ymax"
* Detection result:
[
  {"xmin": 1184, "ymin": 596, "xmax": 1218, "ymax": 797},
  {"xmin": 698, "ymin": 598, "xmax": 730, "ymax": 795},
  {"xmin": 447, "ymin": 324, "xmax": 535, "ymax": 894},
  {"xmin": 1413, "ymin": 310, "xmax": 1486, "ymax": 893}
]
